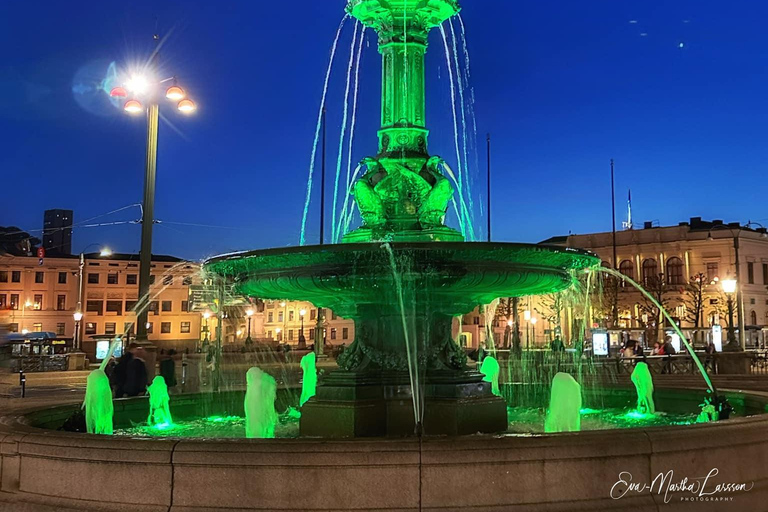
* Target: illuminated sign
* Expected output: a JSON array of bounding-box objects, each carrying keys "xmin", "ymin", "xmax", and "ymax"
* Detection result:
[
  {"xmin": 593, "ymin": 330, "xmax": 609, "ymax": 356},
  {"xmin": 96, "ymin": 341, "xmax": 123, "ymax": 360},
  {"xmin": 712, "ymin": 325, "xmax": 723, "ymax": 353}
]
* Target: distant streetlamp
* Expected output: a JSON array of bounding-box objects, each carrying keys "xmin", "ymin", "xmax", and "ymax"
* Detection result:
[
  {"xmin": 109, "ymin": 51, "xmax": 198, "ymax": 345},
  {"xmin": 75, "ymin": 244, "xmax": 111, "ymax": 351},
  {"xmin": 276, "ymin": 327, "xmax": 282, "ymax": 342},
  {"xmin": 530, "ymin": 317, "xmax": 538, "ymax": 346},
  {"xmin": 299, "ymin": 309, "xmax": 307, "ymax": 346},
  {"xmin": 721, "ymin": 278, "xmax": 738, "ymax": 349},
  {"xmin": 73, "ymin": 311, "xmax": 83, "ymax": 346},
  {"xmin": 245, "ymin": 308, "xmax": 254, "ymax": 345}
]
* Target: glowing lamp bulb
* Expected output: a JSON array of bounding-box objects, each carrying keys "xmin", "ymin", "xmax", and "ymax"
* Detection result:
[
  {"xmin": 73, "ymin": 312, "xmax": 83, "ymax": 322},
  {"xmin": 300, "ymin": 309, "xmax": 306, "ymax": 317},
  {"xmin": 721, "ymin": 279, "xmax": 737, "ymax": 294},
  {"xmin": 177, "ymin": 99, "xmax": 196, "ymax": 113},
  {"xmin": 123, "ymin": 100, "xmax": 143, "ymax": 114},
  {"xmin": 126, "ymin": 75, "xmax": 150, "ymax": 94},
  {"xmin": 165, "ymin": 86, "xmax": 185, "ymax": 101},
  {"xmin": 99, "ymin": 248, "xmax": 112, "ymax": 257},
  {"xmin": 109, "ymin": 87, "xmax": 127, "ymax": 98},
  {"xmin": 246, "ymin": 309, "xmax": 254, "ymax": 317},
  {"xmin": 21, "ymin": 329, "xmax": 29, "ymax": 335},
  {"xmin": 203, "ymin": 312, "xmax": 211, "ymax": 320}
]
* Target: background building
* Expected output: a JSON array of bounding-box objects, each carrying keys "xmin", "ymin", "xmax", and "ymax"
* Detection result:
[{"xmin": 42, "ymin": 209, "xmax": 73, "ymax": 256}]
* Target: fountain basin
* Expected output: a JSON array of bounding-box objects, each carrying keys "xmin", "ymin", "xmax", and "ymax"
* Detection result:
[{"xmin": 1, "ymin": 387, "xmax": 767, "ymax": 511}]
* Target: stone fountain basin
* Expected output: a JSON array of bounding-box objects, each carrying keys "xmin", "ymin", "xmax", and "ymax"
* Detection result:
[
  {"xmin": 204, "ymin": 242, "xmax": 598, "ymax": 317},
  {"xmin": 1, "ymin": 387, "xmax": 768, "ymax": 511}
]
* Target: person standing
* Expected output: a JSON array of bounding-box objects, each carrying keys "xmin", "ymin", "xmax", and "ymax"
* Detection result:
[
  {"xmin": 124, "ymin": 343, "xmax": 148, "ymax": 397},
  {"xmin": 159, "ymin": 349, "xmax": 177, "ymax": 392}
]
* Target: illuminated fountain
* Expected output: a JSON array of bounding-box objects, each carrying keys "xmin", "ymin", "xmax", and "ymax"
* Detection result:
[{"xmin": 204, "ymin": 0, "xmax": 597, "ymax": 437}]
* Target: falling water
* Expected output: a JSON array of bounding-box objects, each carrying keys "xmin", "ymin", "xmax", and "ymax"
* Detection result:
[
  {"xmin": 456, "ymin": 15, "xmax": 480, "ymax": 216},
  {"xmin": 331, "ymin": 21, "xmax": 361, "ymax": 244},
  {"xmin": 631, "ymin": 362, "xmax": 655, "ymax": 415},
  {"xmin": 244, "ymin": 367, "xmax": 278, "ymax": 439},
  {"xmin": 483, "ymin": 298, "xmax": 500, "ymax": 352},
  {"xmin": 438, "ymin": 25, "xmax": 466, "ymax": 208},
  {"xmin": 383, "ymin": 243, "xmax": 423, "ymax": 432},
  {"xmin": 440, "ymin": 161, "xmax": 474, "ymax": 239},
  {"xmin": 300, "ymin": 15, "xmax": 348, "ymax": 246},
  {"xmin": 594, "ymin": 267, "xmax": 715, "ymax": 394},
  {"xmin": 299, "ymin": 352, "xmax": 318, "ymax": 407},
  {"xmin": 147, "ymin": 376, "xmax": 173, "ymax": 428},
  {"xmin": 83, "ymin": 338, "xmax": 121, "ymax": 435},
  {"xmin": 544, "ymin": 373, "xmax": 582, "ymax": 433},
  {"xmin": 447, "ymin": 20, "xmax": 471, "ymax": 212}
]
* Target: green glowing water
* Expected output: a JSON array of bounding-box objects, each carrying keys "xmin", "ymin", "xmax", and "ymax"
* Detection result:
[
  {"xmin": 84, "ymin": 369, "xmax": 113, "ymax": 435},
  {"xmin": 147, "ymin": 376, "xmax": 173, "ymax": 428},
  {"xmin": 244, "ymin": 367, "xmax": 278, "ymax": 439},
  {"xmin": 479, "ymin": 356, "xmax": 500, "ymax": 396},
  {"xmin": 631, "ymin": 362, "xmax": 655, "ymax": 415},
  {"xmin": 509, "ymin": 407, "xmax": 696, "ymax": 434},
  {"xmin": 299, "ymin": 352, "xmax": 318, "ymax": 407},
  {"xmin": 544, "ymin": 373, "xmax": 582, "ymax": 433},
  {"xmin": 114, "ymin": 413, "xmax": 300, "ymax": 439}
]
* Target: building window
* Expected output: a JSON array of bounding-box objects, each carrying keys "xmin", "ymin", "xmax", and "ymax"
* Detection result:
[
  {"xmin": 33, "ymin": 294, "xmax": 43, "ymax": 310},
  {"xmin": 0, "ymin": 271, "xmax": 7, "ymax": 283},
  {"xmin": 748, "ymin": 262, "xmax": 755, "ymax": 284},
  {"xmin": 751, "ymin": 311, "xmax": 758, "ymax": 325},
  {"xmin": 330, "ymin": 328, "xmax": 337, "ymax": 340},
  {"xmin": 146, "ymin": 323, "xmax": 154, "ymax": 334},
  {"xmin": 105, "ymin": 323, "xmax": 116, "ymax": 335},
  {"xmin": 88, "ymin": 273, "xmax": 99, "ymax": 284},
  {"xmin": 149, "ymin": 275, "xmax": 156, "ymax": 285},
  {"xmin": 619, "ymin": 260, "xmax": 634, "ymax": 280},
  {"xmin": 180, "ymin": 322, "xmax": 191, "ymax": 334},
  {"xmin": 473, "ymin": 316, "xmax": 480, "ymax": 325},
  {"xmin": 10, "ymin": 294, "xmax": 19, "ymax": 310},
  {"xmin": 310, "ymin": 309, "xmax": 317, "ymax": 321},
  {"xmin": 763, "ymin": 264, "xmax": 768, "ymax": 286},
  {"xmin": 32, "ymin": 323, "xmax": 42, "ymax": 332},
  {"xmin": 11, "ymin": 271, "xmax": 21, "ymax": 283},
  {"xmin": 268, "ymin": 312, "xmax": 274, "ymax": 322},
  {"xmin": 288, "ymin": 329, "xmax": 294, "ymax": 341},
  {"xmin": 35, "ymin": 271, "xmax": 44, "ymax": 284},
  {"xmin": 57, "ymin": 295, "xmax": 66, "ymax": 311},
  {"xmin": 161, "ymin": 322, "xmax": 171, "ymax": 334},
  {"xmin": 124, "ymin": 323, "xmax": 135, "ymax": 335},
  {"xmin": 278, "ymin": 311, "xmax": 284, "ymax": 322},
  {"xmin": 0, "ymin": 295, "xmax": 6, "ymax": 309},
  {"xmin": 125, "ymin": 300, "xmax": 137, "ymax": 313},
  {"xmin": 642, "ymin": 259, "xmax": 658, "ymax": 285},
  {"xmin": 181, "ymin": 300, "xmax": 189, "ymax": 312},
  {"xmin": 343, "ymin": 327, "xmax": 349, "ymax": 340},
  {"xmin": 331, "ymin": 311, "xmax": 338, "ymax": 320},
  {"xmin": 309, "ymin": 328, "xmax": 315, "ymax": 339},
  {"xmin": 163, "ymin": 275, "xmax": 173, "ymax": 286},
  {"xmin": 289, "ymin": 310, "xmax": 295, "ymax": 321},
  {"xmin": 85, "ymin": 322, "xmax": 97, "ymax": 335},
  {"xmin": 106, "ymin": 300, "xmax": 123, "ymax": 315},
  {"xmin": 182, "ymin": 277, "xmax": 192, "ymax": 286},
  {"xmin": 58, "ymin": 272, "xmax": 67, "ymax": 284},
  {"xmin": 666, "ymin": 257, "xmax": 684, "ymax": 286},
  {"xmin": 126, "ymin": 274, "xmax": 137, "ymax": 285},
  {"xmin": 56, "ymin": 323, "xmax": 66, "ymax": 336},
  {"xmin": 149, "ymin": 301, "xmax": 159, "ymax": 315},
  {"xmin": 9, "ymin": 323, "xmax": 18, "ymax": 333},
  {"xmin": 107, "ymin": 273, "xmax": 118, "ymax": 285},
  {"xmin": 162, "ymin": 301, "xmax": 172, "ymax": 312},
  {"xmin": 267, "ymin": 330, "xmax": 272, "ymax": 339},
  {"xmin": 706, "ymin": 262, "xmax": 719, "ymax": 282},
  {"xmin": 86, "ymin": 300, "xmax": 103, "ymax": 315}
]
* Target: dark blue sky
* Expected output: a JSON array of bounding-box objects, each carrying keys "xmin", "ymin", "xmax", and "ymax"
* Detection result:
[{"xmin": 2, "ymin": 0, "xmax": 768, "ymax": 260}]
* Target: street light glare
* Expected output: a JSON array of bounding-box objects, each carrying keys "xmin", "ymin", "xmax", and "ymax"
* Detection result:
[
  {"xmin": 246, "ymin": 309, "xmax": 254, "ymax": 317},
  {"xmin": 99, "ymin": 248, "xmax": 113, "ymax": 257},
  {"xmin": 126, "ymin": 75, "xmax": 150, "ymax": 94},
  {"xmin": 73, "ymin": 311, "xmax": 83, "ymax": 322},
  {"xmin": 166, "ymin": 86, "xmax": 185, "ymax": 101},
  {"xmin": 124, "ymin": 100, "xmax": 143, "ymax": 114},
  {"xmin": 177, "ymin": 99, "xmax": 197, "ymax": 114},
  {"xmin": 721, "ymin": 278, "xmax": 737, "ymax": 294}
]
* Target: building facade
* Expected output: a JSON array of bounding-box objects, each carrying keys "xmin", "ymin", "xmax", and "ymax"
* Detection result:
[
  {"xmin": 546, "ymin": 217, "xmax": 768, "ymax": 347},
  {"xmin": 42, "ymin": 209, "xmax": 73, "ymax": 256}
]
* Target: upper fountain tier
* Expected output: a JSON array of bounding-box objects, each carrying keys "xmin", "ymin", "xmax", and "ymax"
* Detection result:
[{"xmin": 347, "ymin": 0, "xmax": 460, "ymax": 44}]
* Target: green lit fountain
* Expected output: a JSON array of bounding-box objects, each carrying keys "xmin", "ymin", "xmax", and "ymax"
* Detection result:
[{"xmin": 205, "ymin": 0, "xmax": 598, "ymax": 437}]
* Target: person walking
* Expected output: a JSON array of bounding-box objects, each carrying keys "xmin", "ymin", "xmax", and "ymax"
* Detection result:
[{"xmin": 124, "ymin": 343, "xmax": 148, "ymax": 397}]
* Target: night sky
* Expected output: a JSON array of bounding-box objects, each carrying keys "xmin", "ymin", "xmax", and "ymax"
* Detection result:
[{"xmin": 2, "ymin": 0, "xmax": 768, "ymax": 260}]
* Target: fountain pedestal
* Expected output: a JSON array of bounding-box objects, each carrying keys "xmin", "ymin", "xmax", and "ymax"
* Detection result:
[{"xmin": 301, "ymin": 370, "xmax": 507, "ymax": 437}]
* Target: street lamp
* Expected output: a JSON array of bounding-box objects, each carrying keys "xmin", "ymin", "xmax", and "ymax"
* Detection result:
[
  {"xmin": 299, "ymin": 309, "xmax": 307, "ymax": 347},
  {"xmin": 109, "ymin": 52, "xmax": 198, "ymax": 346},
  {"xmin": 721, "ymin": 278, "xmax": 739, "ymax": 350},
  {"xmin": 275, "ymin": 327, "xmax": 282, "ymax": 342},
  {"xmin": 74, "ymin": 244, "xmax": 111, "ymax": 351},
  {"xmin": 530, "ymin": 317, "xmax": 538, "ymax": 346},
  {"xmin": 73, "ymin": 311, "xmax": 83, "ymax": 347},
  {"xmin": 245, "ymin": 308, "xmax": 254, "ymax": 345}
]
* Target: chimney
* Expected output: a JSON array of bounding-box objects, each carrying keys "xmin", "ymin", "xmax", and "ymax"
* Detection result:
[{"xmin": 643, "ymin": 221, "xmax": 653, "ymax": 229}]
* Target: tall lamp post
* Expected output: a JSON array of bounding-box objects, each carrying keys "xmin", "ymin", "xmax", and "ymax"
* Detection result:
[
  {"xmin": 299, "ymin": 308, "xmax": 307, "ymax": 347},
  {"xmin": 530, "ymin": 317, "xmax": 538, "ymax": 347},
  {"xmin": 74, "ymin": 245, "xmax": 111, "ymax": 351},
  {"xmin": 524, "ymin": 310, "xmax": 531, "ymax": 349},
  {"xmin": 721, "ymin": 278, "xmax": 739, "ymax": 350},
  {"xmin": 245, "ymin": 308, "xmax": 254, "ymax": 346},
  {"xmin": 110, "ymin": 62, "xmax": 197, "ymax": 346}
]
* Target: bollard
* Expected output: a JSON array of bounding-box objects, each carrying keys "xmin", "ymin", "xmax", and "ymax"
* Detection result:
[
  {"xmin": 19, "ymin": 370, "xmax": 26, "ymax": 398},
  {"xmin": 181, "ymin": 358, "xmax": 188, "ymax": 392}
]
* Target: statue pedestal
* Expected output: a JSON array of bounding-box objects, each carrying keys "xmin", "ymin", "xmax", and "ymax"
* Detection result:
[
  {"xmin": 716, "ymin": 352, "xmax": 752, "ymax": 375},
  {"xmin": 300, "ymin": 370, "xmax": 507, "ymax": 437}
]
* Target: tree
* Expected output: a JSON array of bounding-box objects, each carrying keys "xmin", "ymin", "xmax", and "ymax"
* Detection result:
[
  {"xmin": 496, "ymin": 297, "xmax": 521, "ymax": 354},
  {"xmin": 638, "ymin": 273, "xmax": 671, "ymax": 346},
  {"xmin": 538, "ymin": 293, "xmax": 565, "ymax": 339},
  {"xmin": 0, "ymin": 226, "xmax": 40, "ymax": 256},
  {"xmin": 683, "ymin": 273, "xmax": 708, "ymax": 347}
]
